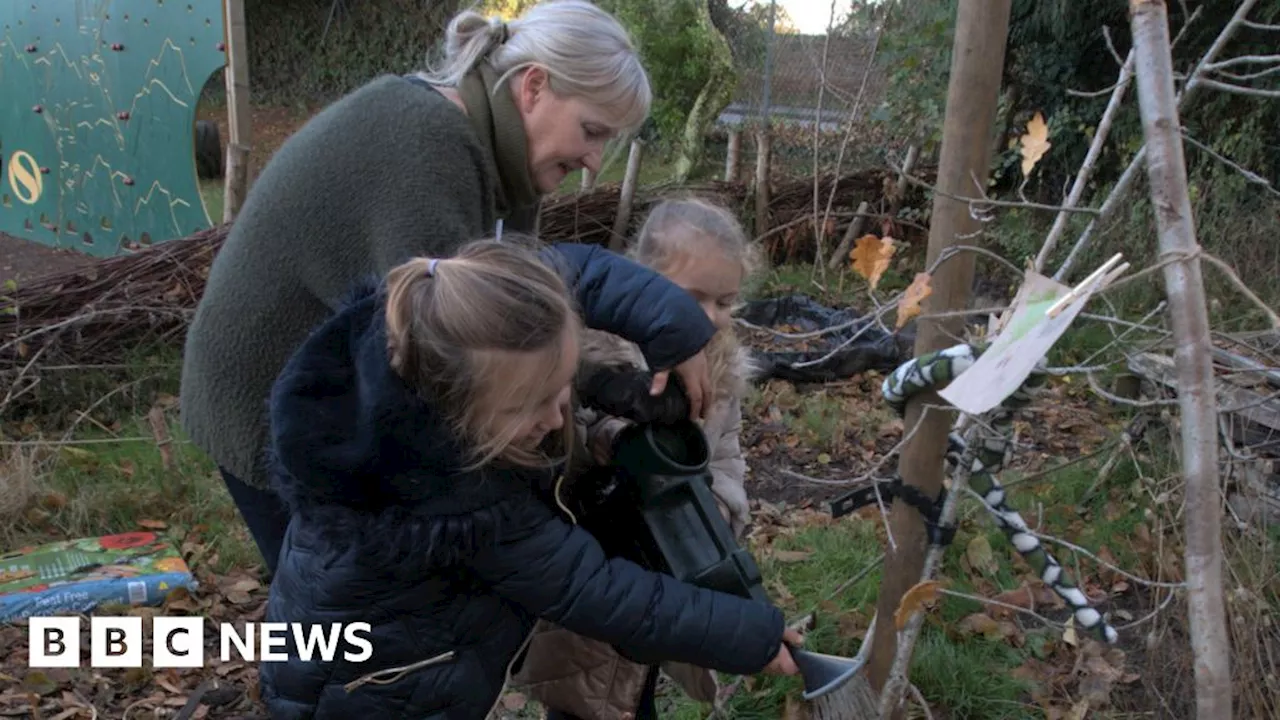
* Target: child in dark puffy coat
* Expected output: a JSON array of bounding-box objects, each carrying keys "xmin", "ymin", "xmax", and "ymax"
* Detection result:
[{"xmin": 259, "ymin": 236, "xmax": 801, "ymax": 719}]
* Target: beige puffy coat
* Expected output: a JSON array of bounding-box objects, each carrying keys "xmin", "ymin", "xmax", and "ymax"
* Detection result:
[{"xmin": 510, "ymin": 327, "xmax": 758, "ymax": 718}]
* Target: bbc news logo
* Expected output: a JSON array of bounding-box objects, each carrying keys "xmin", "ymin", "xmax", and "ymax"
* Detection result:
[{"xmin": 28, "ymin": 617, "xmax": 373, "ymax": 668}]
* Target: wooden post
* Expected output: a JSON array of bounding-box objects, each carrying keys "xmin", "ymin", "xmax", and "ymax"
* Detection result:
[
  {"xmin": 865, "ymin": 0, "xmax": 1012, "ymax": 716},
  {"xmin": 753, "ymin": 127, "xmax": 772, "ymax": 239},
  {"xmin": 221, "ymin": 0, "xmax": 251, "ymax": 224},
  {"xmin": 609, "ymin": 139, "xmax": 644, "ymax": 251},
  {"xmin": 724, "ymin": 129, "xmax": 741, "ymax": 182},
  {"xmin": 826, "ymin": 200, "xmax": 870, "ymax": 270},
  {"xmin": 886, "ymin": 144, "xmax": 919, "ymax": 222}
]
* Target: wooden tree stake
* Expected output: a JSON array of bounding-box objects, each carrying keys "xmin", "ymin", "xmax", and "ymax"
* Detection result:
[
  {"xmin": 609, "ymin": 139, "xmax": 644, "ymax": 251},
  {"xmin": 221, "ymin": 0, "xmax": 251, "ymax": 224},
  {"xmin": 725, "ymin": 129, "xmax": 742, "ymax": 182},
  {"xmin": 754, "ymin": 128, "xmax": 772, "ymax": 239},
  {"xmin": 864, "ymin": 2, "xmax": 1012, "ymax": 717}
]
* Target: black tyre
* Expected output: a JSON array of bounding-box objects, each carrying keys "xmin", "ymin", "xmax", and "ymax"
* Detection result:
[{"xmin": 195, "ymin": 120, "xmax": 224, "ymax": 179}]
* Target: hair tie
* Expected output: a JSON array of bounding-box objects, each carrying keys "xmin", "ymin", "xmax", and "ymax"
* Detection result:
[
  {"xmin": 426, "ymin": 258, "xmax": 440, "ymax": 277},
  {"xmin": 490, "ymin": 18, "xmax": 509, "ymax": 45}
]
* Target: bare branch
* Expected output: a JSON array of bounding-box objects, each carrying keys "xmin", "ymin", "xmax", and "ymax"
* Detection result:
[
  {"xmin": 1180, "ymin": 131, "xmax": 1280, "ymax": 201},
  {"xmin": 1035, "ymin": 50, "xmax": 1137, "ymax": 271},
  {"xmin": 1197, "ymin": 77, "xmax": 1280, "ymax": 98},
  {"xmin": 1204, "ymin": 54, "xmax": 1280, "ymax": 70},
  {"xmin": 1055, "ymin": 0, "xmax": 1263, "ymax": 281},
  {"xmin": 1199, "ymin": 252, "xmax": 1280, "ymax": 329},
  {"xmin": 891, "ymin": 159, "xmax": 1102, "ymax": 216},
  {"xmin": 1241, "ymin": 19, "xmax": 1280, "ymax": 31}
]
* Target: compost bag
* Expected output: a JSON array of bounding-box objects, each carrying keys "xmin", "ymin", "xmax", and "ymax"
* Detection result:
[{"xmin": 739, "ymin": 294, "xmax": 915, "ymax": 384}]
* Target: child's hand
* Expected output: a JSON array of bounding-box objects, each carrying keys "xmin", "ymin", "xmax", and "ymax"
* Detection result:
[
  {"xmin": 651, "ymin": 350, "xmax": 710, "ymax": 420},
  {"xmin": 762, "ymin": 628, "xmax": 804, "ymax": 676}
]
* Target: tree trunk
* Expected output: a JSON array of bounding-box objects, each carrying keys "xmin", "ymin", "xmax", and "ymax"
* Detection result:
[
  {"xmin": 1129, "ymin": 2, "xmax": 1231, "ymax": 716},
  {"xmin": 674, "ymin": 0, "xmax": 737, "ymax": 183},
  {"xmin": 864, "ymin": 2, "xmax": 1012, "ymax": 717}
]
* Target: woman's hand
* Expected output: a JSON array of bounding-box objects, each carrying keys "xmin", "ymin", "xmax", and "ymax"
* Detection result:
[
  {"xmin": 762, "ymin": 628, "xmax": 804, "ymax": 676},
  {"xmin": 651, "ymin": 350, "xmax": 710, "ymax": 420}
]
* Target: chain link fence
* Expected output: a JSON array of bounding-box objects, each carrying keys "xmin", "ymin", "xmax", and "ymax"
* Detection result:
[{"xmin": 712, "ymin": 1, "xmax": 888, "ymax": 181}]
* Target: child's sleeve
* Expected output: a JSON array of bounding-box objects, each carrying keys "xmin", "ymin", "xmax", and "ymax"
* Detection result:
[
  {"xmin": 541, "ymin": 243, "xmax": 716, "ymax": 371},
  {"xmin": 469, "ymin": 498, "xmax": 785, "ymax": 676}
]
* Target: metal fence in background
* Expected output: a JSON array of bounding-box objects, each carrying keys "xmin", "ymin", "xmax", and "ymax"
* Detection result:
[{"xmin": 714, "ymin": 0, "xmax": 887, "ymax": 178}]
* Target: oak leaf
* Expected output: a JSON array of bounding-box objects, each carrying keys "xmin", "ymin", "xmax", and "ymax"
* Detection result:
[
  {"xmin": 896, "ymin": 273, "xmax": 933, "ymax": 329},
  {"xmin": 849, "ymin": 234, "xmax": 896, "ymax": 290},
  {"xmin": 1020, "ymin": 112, "xmax": 1052, "ymax": 176},
  {"xmin": 894, "ymin": 579, "xmax": 943, "ymax": 629}
]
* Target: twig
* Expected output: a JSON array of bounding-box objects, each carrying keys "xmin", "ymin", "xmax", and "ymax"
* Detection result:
[
  {"xmin": 936, "ymin": 587, "xmax": 1063, "ymax": 629},
  {"xmin": 1117, "ymin": 587, "xmax": 1180, "ymax": 630},
  {"xmin": 1035, "ymin": 50, "xmax": 1136, "ymax": 271},
  {"xmin": 891, "ymin": 159, "xmax": 1102, "ymax": 215},
  {"xmin": 909, "ymin": 683, "xmax": 936, "ymax": 720},
  {"xmin": 1181, "ymin": 131, "xmax": 1280, "ymax": 200},
  {"xmin": 1200, "ymin": 252, "xmax": 1280, "ymax": 329},
  {"xmin": 343, "ymin": 651, "xmax": 456, "ymax": 692},
  {"xmin": 1055, "ymin": 0, "xmax": 1263, "ymax": 281},
  {"xmin": 812, "ymin": 5, "xmax": 888, "ymax": 277}
]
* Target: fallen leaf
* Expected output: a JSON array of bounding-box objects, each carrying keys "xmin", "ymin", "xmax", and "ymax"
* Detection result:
[
  {"xmin": 965, "ymin": 535, "xmax": 1000, "ymax": 578},
  {"xmin": 137, "ymin": 519, "xmax": 167, "ymax": 530},
  {"xmin": 1063, "ymin": 616, "xmax": 1079, "ymax": 647},
  {"xmin": 226, "ymin": 578, "xmax": 261, "ymax": 594},
  {"xmin": 894, "ymin": 580, "xmax": 943, "ymax": 629},
  {"xmin": 816, "ymin": 452, "xmax": 832, "ymax": 465},
  {"xmin": 849, "ymin": 234, "xmax": 896, "ymax": 290},
  {"xmin": 896, "ymin": 273, "xmax": 932, "ymax": 329},
  {"xmin": 116, "ymin": 459, "xmax": 137, "ymax": 478},
  {"xmin": 40, "ymin": 491, "xmax": 68, "ymax": 511},
  {"xmin": 500, "ymin": 692, "xmax": 527, "ymax": 711},
  {"xmin": 773, "ymin": 550, "xmax": 813, "ymax": 563},
  {"xmin": 1020, "ymin": 111, "xmax": 1052, "ymax": 176},
  {"xmin": 956, "ymin": 613, "xmax": 1002, "ymax": 637}
]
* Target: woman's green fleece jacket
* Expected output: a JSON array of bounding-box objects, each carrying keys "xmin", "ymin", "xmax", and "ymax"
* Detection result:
[{"xmin": 180, "ymin": 67, "xmax": 540, "ymax": 489}]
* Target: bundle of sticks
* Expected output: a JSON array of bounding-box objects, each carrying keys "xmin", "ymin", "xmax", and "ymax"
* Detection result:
[{"xmin": 0, "ymin": 168, "xmax": 923, "ymax": 373}]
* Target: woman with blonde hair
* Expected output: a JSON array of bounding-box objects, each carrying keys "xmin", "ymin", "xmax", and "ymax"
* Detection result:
[{"xmin": 179, "ymin": 1, "xmax": 714, "ymax": 577}]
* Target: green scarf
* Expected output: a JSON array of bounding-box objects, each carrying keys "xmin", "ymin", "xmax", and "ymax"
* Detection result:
[{"xmin": 457, "ymin": 63, "xmax": 541, "ymax": 231}]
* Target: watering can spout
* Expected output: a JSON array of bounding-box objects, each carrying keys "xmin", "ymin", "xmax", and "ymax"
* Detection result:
[{"xmin": 788, "ymin": 645, "xmax": 863, "ymax": 701}]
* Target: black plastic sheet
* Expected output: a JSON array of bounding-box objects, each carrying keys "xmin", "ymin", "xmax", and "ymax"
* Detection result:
[{"xmin": 739, "ymin": 294, "xmax": 916, "ymax": 384}]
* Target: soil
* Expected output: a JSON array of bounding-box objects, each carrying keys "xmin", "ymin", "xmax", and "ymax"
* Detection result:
[{"xmin": 0, "ymin": 232, "xmax": 99, "ymax": 288}]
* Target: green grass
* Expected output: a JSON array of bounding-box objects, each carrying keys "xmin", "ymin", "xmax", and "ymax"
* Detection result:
[
  {"xmin": 1, "ymin": 354, "xmax": 257, "ymax": 576},
  {"xmin": 199, "ymin": 178, "xmax": 224, "ymax": 225}
]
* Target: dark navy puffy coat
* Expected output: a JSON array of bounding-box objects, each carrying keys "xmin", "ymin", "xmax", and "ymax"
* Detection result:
[{"xmin": 260, "ymin": 243, "xmax": 787, "ymax": 719}]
